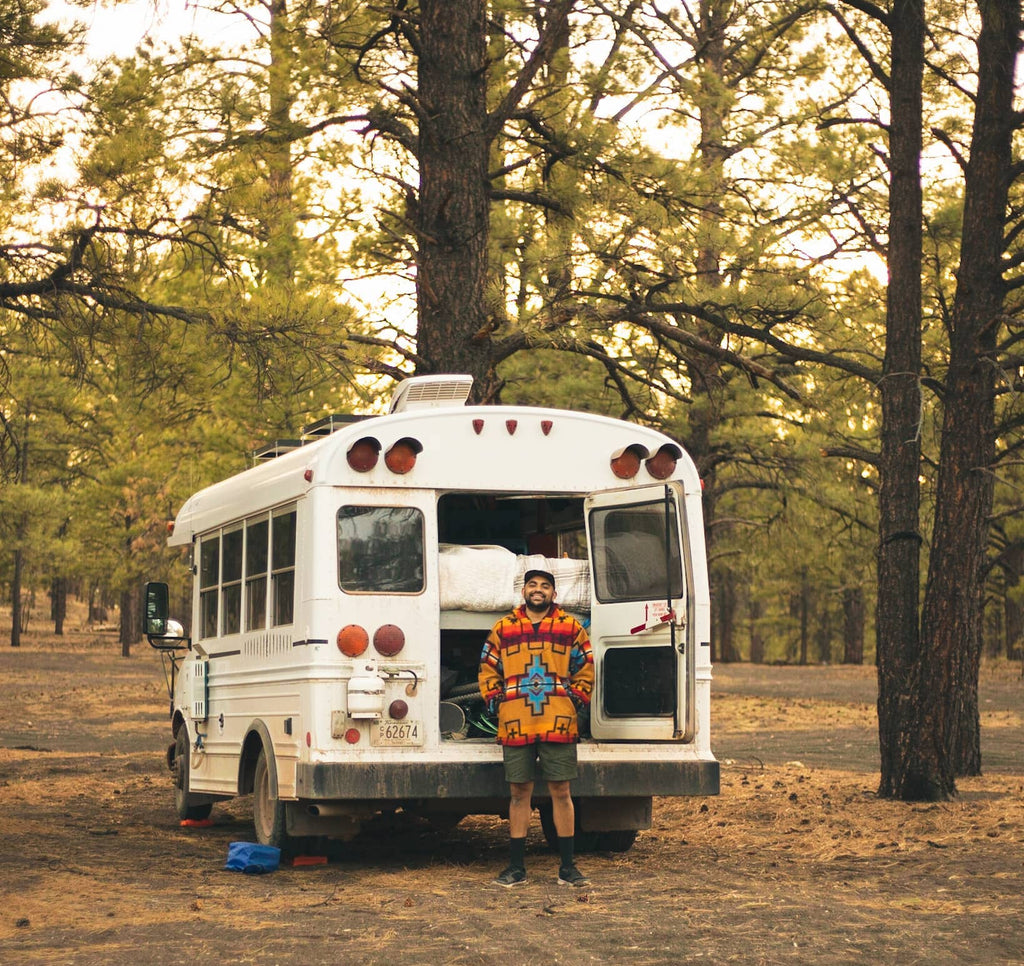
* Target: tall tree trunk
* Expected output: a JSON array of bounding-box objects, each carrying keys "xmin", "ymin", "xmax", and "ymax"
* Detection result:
[
  {"xmin": 748, "ymin": 598, "xmax": 765, "ymax": 664},
  {"xmin": 11, "ymin": 546, "xmax": 24, "ymax": 647},
  {"xmin": 842, "ymin": 586, "xmax": 865, "ymax": 664},
  {"xmin": 875, "ymin": 0, "xmax": 925, "ymax": 799},
  {"xmin": 264, "ymin": 0, "xmax": 296, "ymax": 288},
  {"xmin": 50, "ymin": 576, "xmax": 67, "ymax": 636},
  {"xmin": 415, "ymin": 0, "xmax": 495, "ymax": 398},
  {"xmin": 716, "ymin": 568, "xmax": 740, "ymax": 662},
  {"xmin": 9, "ymin": 407, "xmax": 30, "ymax": 648},
  {"xmin": 119, "ymin": 586, "xmax": 137, "ymax": 658},
  {"xmin": 917, "ymin": 0, "xmax": 1020, "ymax": 785}
]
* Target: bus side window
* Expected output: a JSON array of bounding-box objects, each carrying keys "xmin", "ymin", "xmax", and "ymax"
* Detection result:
[
  {"xmin": 271, "ymin": 509, "xmax": 296, "ymax": 626},
  {"xmin": 199, "ymin": 535, "xmax": 220, "ymax": 639}
]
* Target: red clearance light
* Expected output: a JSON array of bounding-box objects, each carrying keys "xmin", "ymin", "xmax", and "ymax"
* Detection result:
[
  {"xmin": 344, "ymin": 728, "xmax": 361, "ymax": 744},
  {"xmin": 472, "ymin": 419, "xmax": 484, "ymax": 434},
  {"xmin": 384, "ymin": 438, "xmax": 422, "ymax": 474},
  {"xmin": 303, "ymin": 468, "xmax": 313, "ymax": 483},
  {"xmin": 166, "ymin": 520, "xmax": 175, "ymax": 535},
  {"xmin": 373, "ymin": 624, "xmax": 406, "ymax": 656},
  {"xmin": 389, "ymin": 699, "xmax": 409, "ymax": 720},
  {"xmin": 646, "ymin": 444, "xmax": 680, "ymax": 480},
  {"xmin": 610, "ymin": 444, "xmax": 649, "ymax": 480},
  {"xmin": 337, "ymin": 624, "xmax": 369, "ymax": 657},
  {"xmin": 347, "ymin": 437, "xmax": 381, "ymax": 472},
  {"xmin": 541, "ymin": 420, "xmax": 552, "ymax": 436}
]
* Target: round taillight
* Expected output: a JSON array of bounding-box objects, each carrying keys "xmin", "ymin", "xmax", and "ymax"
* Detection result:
[
  {"xmin": 646, "ymin": 444, "xmax": 680, "ymax": 480},
  {"xmin": 344, "ymin": 728, "xmax": 361, "ymax": 744},
  {"xmin": 384, "ymin": 438, "xmax": 421, "ymax": 474},
  {"xmin": 611, "ymin": 444, "xmax": 647, "ymax": 480},
  {"xmin": 374, "ymin": 624, "xmax": 405, "ymax": 656},
  {"xmin": 389, "ymin": 699, "xmax": 409, "ymax": 720},
  {"xmin": 347, "ymin": 437, "xmax": 380, "ymax": 472},
  {"xmin": 337, "ymin": 624, "xmax": 369, "ymax": 657}
]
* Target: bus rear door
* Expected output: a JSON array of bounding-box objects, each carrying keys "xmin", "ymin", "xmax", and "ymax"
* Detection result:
[{"xmin": 585, "ymin": 482, "xmax": 695, "ymax": 742}]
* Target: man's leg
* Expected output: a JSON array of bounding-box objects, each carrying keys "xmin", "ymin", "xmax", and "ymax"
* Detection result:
[
  {"xmin": 509, "ymin": 780, "xmax": 535, "ymax": 838},
  {"xmin": 547, "ymin": 779, "xmax": 574, "ymax": 836},
  {"xmin": 548, "ymin": 778, "xmax": 589, "ymax": 887}
]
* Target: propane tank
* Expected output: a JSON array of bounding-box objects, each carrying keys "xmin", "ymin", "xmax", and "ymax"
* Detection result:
[{"xmin": 347, "ymin": 660, "xmax": 386, "ymax": 719}]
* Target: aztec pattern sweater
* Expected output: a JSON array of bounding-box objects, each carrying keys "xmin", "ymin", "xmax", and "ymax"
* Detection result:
[{"xmin": 478, "ymin": 604, "xmax": 594, "ymax": 746}]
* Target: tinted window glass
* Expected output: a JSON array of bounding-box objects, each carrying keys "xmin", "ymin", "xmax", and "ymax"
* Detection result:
[
  {"xmin": 199, "ymin": 536, "xmax": 219, "ymax": 639},
  {"xmin": 245, "ymin": 518, "xmax": 269, "ymax": 631},
  {"xmin": 271, "ymin": 509, "xmax": 296, "ymax": 627},
  {"xmin": 338, "ymin": 506, "xmax": 424, "ymax": 593},
  {"xmin": 590, "ymin": 500, "xmax": 683, "ymax": 603}
]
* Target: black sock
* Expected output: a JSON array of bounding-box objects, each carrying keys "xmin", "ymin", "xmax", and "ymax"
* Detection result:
[
  {"xmin": 558, "ymin": 836, "xmax": 575, "ymax": 869},
  {"xmin": 510, "ymin": 836, "xmax": 527, "ymax": 871}
]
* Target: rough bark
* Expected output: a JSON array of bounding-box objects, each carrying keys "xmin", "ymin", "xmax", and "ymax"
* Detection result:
[
  {"xmin": 916, "ymin": 0, "xmax": 1020, "ymax": 785},
  {"xmin": 875, "ymin": 0, "xmax": 925, "ymax": 798},
  {"xmin": 414, "ymin": 0, "xmax": 495, "ymax": 398}
]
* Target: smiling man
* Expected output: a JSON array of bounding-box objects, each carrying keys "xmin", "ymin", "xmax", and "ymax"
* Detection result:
[{"xmin": 478, "ymin": 569, "xmax": 594, "ymax": 888}]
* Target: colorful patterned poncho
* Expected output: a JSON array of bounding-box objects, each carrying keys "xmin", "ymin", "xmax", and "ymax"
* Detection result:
[{"xmin": 478, "ymin": 604, "xmax": 594, "ymax": 746}]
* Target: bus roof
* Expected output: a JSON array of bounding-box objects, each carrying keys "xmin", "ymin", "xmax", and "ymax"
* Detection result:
[{"xmin": 168, "ymin": 401, "xmax": 699, "ymax": 546}]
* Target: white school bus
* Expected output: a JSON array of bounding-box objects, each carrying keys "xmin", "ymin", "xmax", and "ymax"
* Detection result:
[{"xmin": 145, "ymin": 375, "xmax": 718, "ymax": 851}]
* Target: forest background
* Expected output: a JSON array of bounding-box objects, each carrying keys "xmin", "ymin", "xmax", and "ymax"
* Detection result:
[{"xmin": 2, "ymin": 0, "xmax": 1023, "ymax": 801}]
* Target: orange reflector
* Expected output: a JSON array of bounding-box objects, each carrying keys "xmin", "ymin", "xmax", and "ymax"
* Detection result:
[
  {"xmin": 384, "ymin": 438, "xmax": 421, "ymax": 474},
  {"xmin": 374, "ymin": 624, "xmax": 405, "ymax": 656},
  {"xmin": 337, "ymin": 624, "xmax": 369, "ymax": 657},
  {"xmin": 347, "ymin": 437, "xmax": 380, "ymax": 472},
  {"xmin": 646, "ymin": 445, "xmax": 679, "ymax": 480},
  {"xmin": 389, "ymin": 699, "xmax": 409, "ymax": 720}
]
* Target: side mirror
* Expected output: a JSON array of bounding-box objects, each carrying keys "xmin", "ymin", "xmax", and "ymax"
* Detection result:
[
  {"xmin": 144, "ymin": 582, "xmax": 188, "ymax": 650},
  {"xmin": 144, "ymin": 581, "xmax": 169, "ymax": 636}
]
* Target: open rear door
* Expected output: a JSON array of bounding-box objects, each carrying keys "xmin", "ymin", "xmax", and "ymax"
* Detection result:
[{"xmin": 585, "ymin": 482, "xmax": 694, "ymax": 741}]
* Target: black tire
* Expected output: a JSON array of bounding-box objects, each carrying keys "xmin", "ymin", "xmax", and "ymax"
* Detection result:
[
  {"xmin": 539, "ymin": 804, "xmax": 637, "ymax": 852},
  {"xmin": 173, "ymin": 727, "xmax": 212, "ymax": 821},
  {"xmin": 253, "ymin": 747, "xmax": 291, "ymax": 849},
  {"xmin": 595, "ymin": 829, "xmax": 638, "ymax": 852}
]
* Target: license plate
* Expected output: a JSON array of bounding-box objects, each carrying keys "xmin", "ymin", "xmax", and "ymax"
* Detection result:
[{"xmin": 371, "ymin": 720, "xmax": 424, "ymax": 747}]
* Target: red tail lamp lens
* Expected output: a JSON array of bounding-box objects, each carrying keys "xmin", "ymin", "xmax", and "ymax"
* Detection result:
[
  {"xmin": 646, "ymin": 444, "xmax": 680, "ymax": 480},
  {"xmin": 384, "ymin": 438, "xmax": 422, "ymax": 474},
  {"xmin": 373, "ymin": 624, "xmax": 406, "ymax": 656},
  {"xmin": 389, "ymin": 699, "xmax": 409, "ymax": 720},
  {"xmin": 610, "ymin": 445, "xmax": 648, "ymax": 480},
  {"xmin": 347, "ymin": 437, "xmax": 380, "ymax": 472},
  {"xmin": 337, "ymin": 624, "xmax": 369, "ymax": 657},
  {"xmin": 344, "ymin": 728, "xmax": 361, "ymax": 744}
]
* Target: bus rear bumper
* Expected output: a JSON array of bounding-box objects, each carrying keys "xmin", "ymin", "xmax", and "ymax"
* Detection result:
[{"xmin": 295, "ymin": 757, "xmax": 720, "ymax": 800}]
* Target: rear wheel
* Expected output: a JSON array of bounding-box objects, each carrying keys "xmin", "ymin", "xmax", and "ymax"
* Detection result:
[
  {"xmin": 253, "ymin": 747, "xmax": 290, "ymax": 849},
  {"xmin": 539, "ymin": 804, "xmax": 637, "ymax": 852},
  {"xmin": 172, "ymin": 727, "xmax": 212, "ymax": 821}
]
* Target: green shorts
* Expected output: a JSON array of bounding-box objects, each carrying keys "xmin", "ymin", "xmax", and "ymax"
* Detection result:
[{"xmin": 502, "ymin": 742, "xmax": 578, "ymax": 783}]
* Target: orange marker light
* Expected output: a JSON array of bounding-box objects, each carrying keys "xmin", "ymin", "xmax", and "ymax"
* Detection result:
[{"xmin": 337, "ymin": 624, "xmax": 369, "ymax": 657}]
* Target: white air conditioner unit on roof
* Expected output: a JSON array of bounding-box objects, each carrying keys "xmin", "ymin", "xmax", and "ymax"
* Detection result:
[{"xmin": 388, "ymin": 374, "xmax": 474, "ymax": 413}]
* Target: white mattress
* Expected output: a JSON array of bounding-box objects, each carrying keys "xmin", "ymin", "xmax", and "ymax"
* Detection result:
[{"xmin": 438, "ymin": 544, "xmax": 590, "ymax": 614}]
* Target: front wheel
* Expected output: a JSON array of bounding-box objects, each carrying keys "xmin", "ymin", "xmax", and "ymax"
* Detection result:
[
  {"xmin": 252, "ymin": 747, "xmax": 290, "ymax": 849},
  {"xmin": 172, "ymin": 727, "xmax": 212, "ymax": 821}
]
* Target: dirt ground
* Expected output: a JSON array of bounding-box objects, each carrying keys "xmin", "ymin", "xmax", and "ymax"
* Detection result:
[{"xmin": 1, "ymin": 620, "xmax": 1022, "ymax": 965}]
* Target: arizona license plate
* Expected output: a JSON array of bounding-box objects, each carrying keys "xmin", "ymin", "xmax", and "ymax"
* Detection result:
[{"xmin": 370, "ymin": 720, "xmax": 424, "ymax": 746}]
